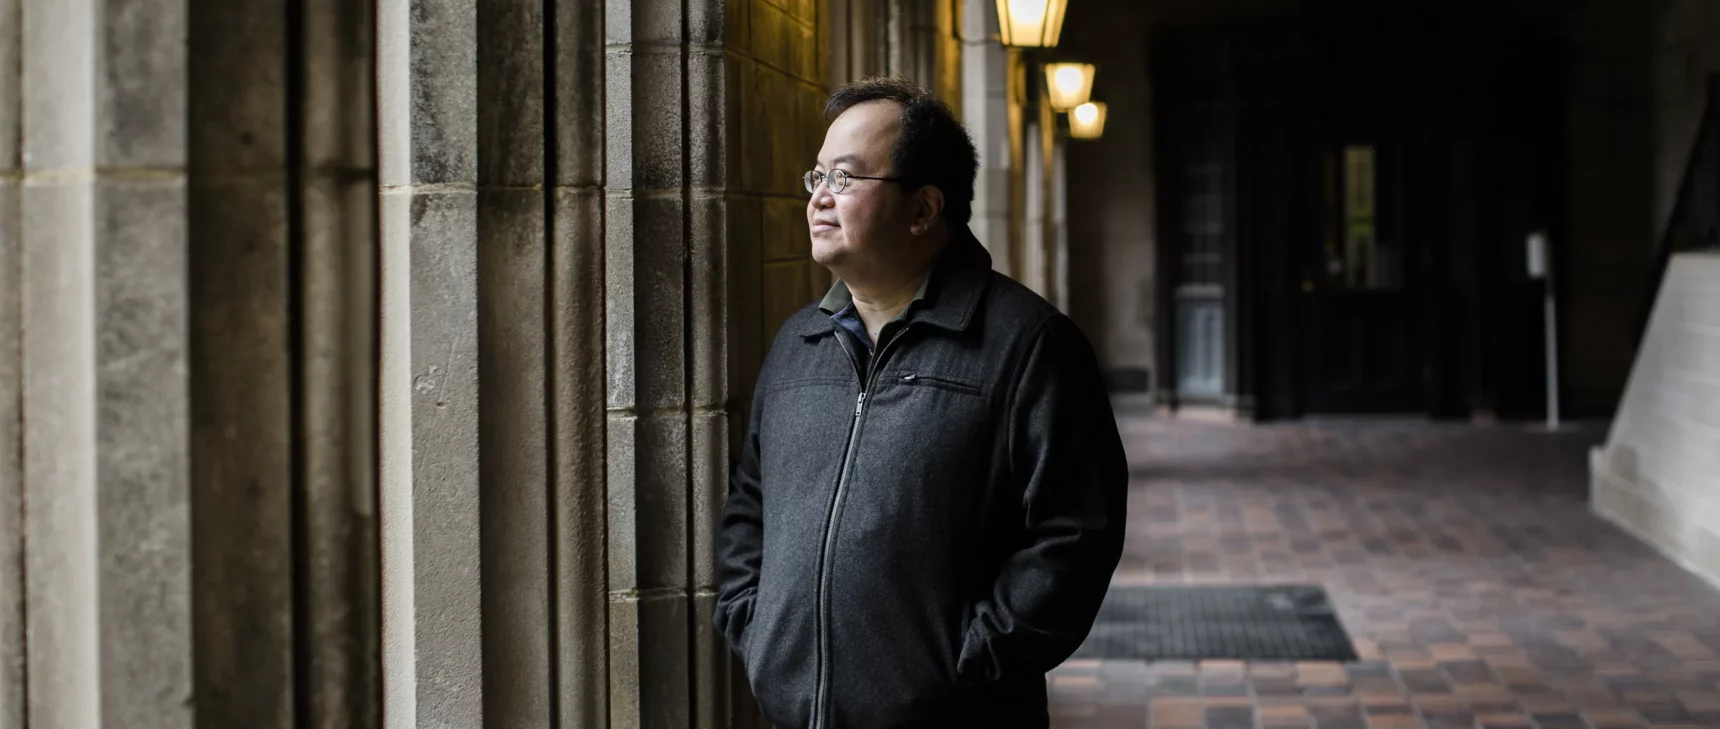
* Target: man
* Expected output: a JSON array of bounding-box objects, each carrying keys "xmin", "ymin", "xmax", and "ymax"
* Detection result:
[{"xmin": 713, "ymin": 76, "xmax": 1127, "ymax": 729}]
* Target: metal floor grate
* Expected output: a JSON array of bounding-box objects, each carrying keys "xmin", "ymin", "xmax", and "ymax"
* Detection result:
[{"xmin": 1068, "ymin": 585, "xmax": 1359, "ymax": 662}]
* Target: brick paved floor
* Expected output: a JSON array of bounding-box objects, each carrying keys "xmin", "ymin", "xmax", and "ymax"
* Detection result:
[{"xmin": 1049, "ymin": 417, "xmax": 1720, "ymax": 729}]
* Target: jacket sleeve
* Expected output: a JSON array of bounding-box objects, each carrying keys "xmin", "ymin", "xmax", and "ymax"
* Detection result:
[
  {"xmin": 957, "ymin": 313, "xmax": 1128, "ymax": 685},
  {"xmin": 713, "ymin": 385, "xmax": 768, "ymax": 657}
]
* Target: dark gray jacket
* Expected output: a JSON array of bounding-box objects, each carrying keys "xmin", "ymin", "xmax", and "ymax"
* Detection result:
[{"xmin": 713, "ymin": 229, "xmax": 1127, "ymax": 729}]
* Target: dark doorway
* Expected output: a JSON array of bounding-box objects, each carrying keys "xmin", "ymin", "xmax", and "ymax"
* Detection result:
[
  {"xmin": 1297, "ymin": 141, "xmax": 1421, "ymax": 413},
  {"xmin": 1152, "ymin": 5, "xmax": 1565, "ymax": 421}
]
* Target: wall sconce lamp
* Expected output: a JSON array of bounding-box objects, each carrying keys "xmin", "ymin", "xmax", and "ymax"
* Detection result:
[
  {"xmin": 1069, "ymin": 101, "xmax": 1106, "ymax": 139},
  {"xmin": 1043, "ymin": 62, "xmax": 1095, "ymax": 111},
  {"xmin": 995, "ymin": 0, "xmax": 1069, "ymax": 48}
]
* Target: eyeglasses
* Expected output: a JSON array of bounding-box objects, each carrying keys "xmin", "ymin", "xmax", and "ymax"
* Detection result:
[{"xmin": 803, "ymin": 169, "xmax": 902, "ymax": 195}]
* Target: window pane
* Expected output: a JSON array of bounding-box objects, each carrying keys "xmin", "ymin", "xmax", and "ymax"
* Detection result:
[{"xmin": 1343, "ymin": 145, "xmax": 1376, "ymax": 289}]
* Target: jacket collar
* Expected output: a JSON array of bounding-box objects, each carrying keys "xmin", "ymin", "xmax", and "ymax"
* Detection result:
[
  {"xmin": 798, "ymin": 225, "xmax": 993, "ymax": 338},
  {"xmin": 815, "ymin": 274, "xmax": 930, "ymax": 318}
]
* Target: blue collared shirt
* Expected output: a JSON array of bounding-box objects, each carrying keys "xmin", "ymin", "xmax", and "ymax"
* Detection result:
[{"xmin": 831, "ymin": 302, "xmax": 876, "ymax": 352}]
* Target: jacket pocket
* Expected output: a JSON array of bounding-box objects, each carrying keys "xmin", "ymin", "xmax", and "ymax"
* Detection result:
[
  {"xmin": 718, "ymin": 591, "xmax": 757, "ymax": 662},
  {"xmin": 740, "ymin": 618, "xmax": 761, "ymax": 678},
  {"xmin": 896, "ymin": 371, "xmax": 985, "ymax": 397}
]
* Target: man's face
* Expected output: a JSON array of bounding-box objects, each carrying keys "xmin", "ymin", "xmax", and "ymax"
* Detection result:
[{"xmin": 807, "ymin": 100, "xmax": 915, "ymax": 272}]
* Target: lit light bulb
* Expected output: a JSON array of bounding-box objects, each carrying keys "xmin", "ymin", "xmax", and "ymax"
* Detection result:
[
  {"xmin": 1042, "ymin": 62, "xmax": 1094, "ymax": 111},
  {"xmin": 1054, "ymin": 66, "xmax": 1084, "ymax": 94},
  {"xmin": 996, "ymin": 0, "xmax": 1066, "ymax": 47},
  {"xmin": 1009, "ymin": 0, "xmax": 1048, "ymax": 20},
  {"xmin": 1069, "ymin": 101, "xmax": 1107, "ymax": 139}
]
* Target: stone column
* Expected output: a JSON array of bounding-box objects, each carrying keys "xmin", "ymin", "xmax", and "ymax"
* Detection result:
[
  {"xmin": 604, "ymin": 0, "xmax": 691, "ymax": 717},
  {"xmin": 476, "ymin": 1, "xmax": 555, "ymax": 725},
  {"xmin": 1023, "ymin": 94, "xmax": 1060, "ymax": 304},
  {"xmin": 376, "ymin": 0, "xmax": 739, "ymax": 724},
  {"xmin": 1052, "ymin": 135, "xmax": 1070, "ymax": 313},
  {"xmin": 15, "ymin": 0, "xmax": 379, "ymax": 724},
  {"xmin": 0, "ymin": 0, "xmax": 20, "ymax": 722},
  {"xmin": 688, "ymin": 3, "xmax": 735, "ymax": 726},
  {"xmin": 374, "ymin": 1, "xmax": 614, "ymax": 726},
  {"xmin": 889, "ymin": 0, "xmax": 937, "ymax": 87},
  {"xmin": 551, "ymin": 1, "xmax": 610, "ymax": 726},
  {"xmin": 831, "ymin": 0, "xmax": 888, "ymax": 86},
  {"xmin": 298, "ymin": 0, "xmax": 383, "ymax": 724},
  {"xmin": 887, "ymin": 0, "xmax": 906, "ymax": 76},
  {"xmin": 1005, "ymin": 48, "xmax": 1026, "ymax": 278},
  {"xmin": 186, "ymin": 0, "xmax": 297, "ymax": 723},
  {"xmin": 604, "ymin": 0, "xmax": 733, "ymax": 722},
  {"xmin": 829, "ymin": 0, "xmax": 851, "ymax": 84},
  {"xmin": 1023, "ymin": 115, "xmax": 1047, "ymax": 296},
  {"xmin": 934, "ymin": 0, "xmax": 963, "ymax": 117},
  {"xmin": 1038, "ymin": 97, "xmax": 1061, "ymax": 308},
  {"xmin": 20, "ymin": 1, "xmax": 191, "ymax": 727},
  {"xmin": 378, "ymin": 0, "xmax": 482, "ymax": 725},
  {"xmin": 186, "ymin": 0, "xmax": 384, "ymax": 723},
  {"xmin": 962, "ymin": 0, "xmax": 1014, "ymax": 275}
]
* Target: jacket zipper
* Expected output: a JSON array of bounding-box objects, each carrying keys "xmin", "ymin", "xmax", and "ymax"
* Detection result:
[{"xmin": 812, "ymin": 327, "xmax": 904, "ymax": 729}]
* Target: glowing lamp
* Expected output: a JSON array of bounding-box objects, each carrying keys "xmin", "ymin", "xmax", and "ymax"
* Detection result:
[
  {"xmin": 1069, "ymin": 101, "xmax": 1106, "ymax": 139},
  {"xmin": 995, "ymin": 0, "xmax": 1069, "ymax": 48},
  {"xmin": 1043, "ymin": 62, "xmax": 1095, "ymax": 111}
]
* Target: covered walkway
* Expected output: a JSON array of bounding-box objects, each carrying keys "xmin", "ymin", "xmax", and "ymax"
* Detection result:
[{"xmin": 1051, "ymin": 419, "xmax": 1720, "ymax": 729}]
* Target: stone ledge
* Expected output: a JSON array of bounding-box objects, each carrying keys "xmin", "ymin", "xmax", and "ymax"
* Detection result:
[
  {"xmin": 1590, "ymin": 252, "xmax": 1720, "ymax": 592},
  {"xmin": 1591, "ymin": 446, "xmax": 1720, "ymax": 591}
]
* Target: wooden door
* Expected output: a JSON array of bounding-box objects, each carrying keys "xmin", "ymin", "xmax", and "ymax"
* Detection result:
[{"xmin": 1297, "ymin": 141, "xmax": 1424, "ymax": 413}]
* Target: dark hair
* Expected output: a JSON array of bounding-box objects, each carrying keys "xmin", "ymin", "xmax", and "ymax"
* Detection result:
[{"xmin": 824, "ymin": 76, "xmax": 979, "ymax": 227}]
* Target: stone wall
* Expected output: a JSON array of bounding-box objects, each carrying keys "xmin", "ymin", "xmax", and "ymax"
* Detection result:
[
  {"xmin": 0, "ymin": 0, "xmax": 1011, "ymax": 726},
  {"xmin": 1560, "ymin": 1, "xmax": 1658, "ymax": 418},
  {"xmin": 4, "ymin": 0, "xmax": 380, "ymax": 726},
  {"xmin": 368, "ymin": 0, "xmax": 955, "ymax": 724},
  {"xmin": 21, "ymin": 1, "xmax": 192, "ymax": 723},
  {"xmin": 1537, "ymin": 0, "xmax": 1717, "ymax": 418},
  {"xmin": 962, "ymin": 0, "xmax": 1014, "ymax": 276},
  {"xmin": 1651, "ymin": 0, "xmax": 1720, "ymax": 243},
  {"xmin": 1021, "ymin": 100, "xmax": 1047, "ymax": 299},
  {"xmin": 0, "ymin": 0, "xmax": 19, "ymax": 722},
  {"xmin": 371, "ymin": 0, "xmax": 898, "ymax": 725},
  {"xmin": 933, "ymin": 0, "xmax": 964, "ymax": 118},
  {"xmin": 1588, "ymin": 0, "xmax": 1720, "ymax": 625},
  {"xmin": 1591, "ymin": 252, "xmax": 1720, "ymax": 588},
  {"xmin": 196, "ymin": 0, "xmax": 380, "ymax": 724},
  {"xmin": 1062, "ymin": 0, "xmax": 1156, "ymax": 393},
  {"xmin": 736, "ymin": 0, "xmax": 829, "ymax": 394},
  {"xmin": 373, "ymin": 0, "xmax": 769, "ymax": 723}
]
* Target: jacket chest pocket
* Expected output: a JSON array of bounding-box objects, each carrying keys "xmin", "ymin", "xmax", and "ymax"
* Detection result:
[
  {"xmin": 862, "ymin": 368, "xmax": 997, "ymax": 494},
  {"xmin": 879, "ymin": 367, "xmax": 991, "ymax": 411},
  {"xmin": 894, "ymin": 371, "xmax": 985, "ymax": 397}
]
